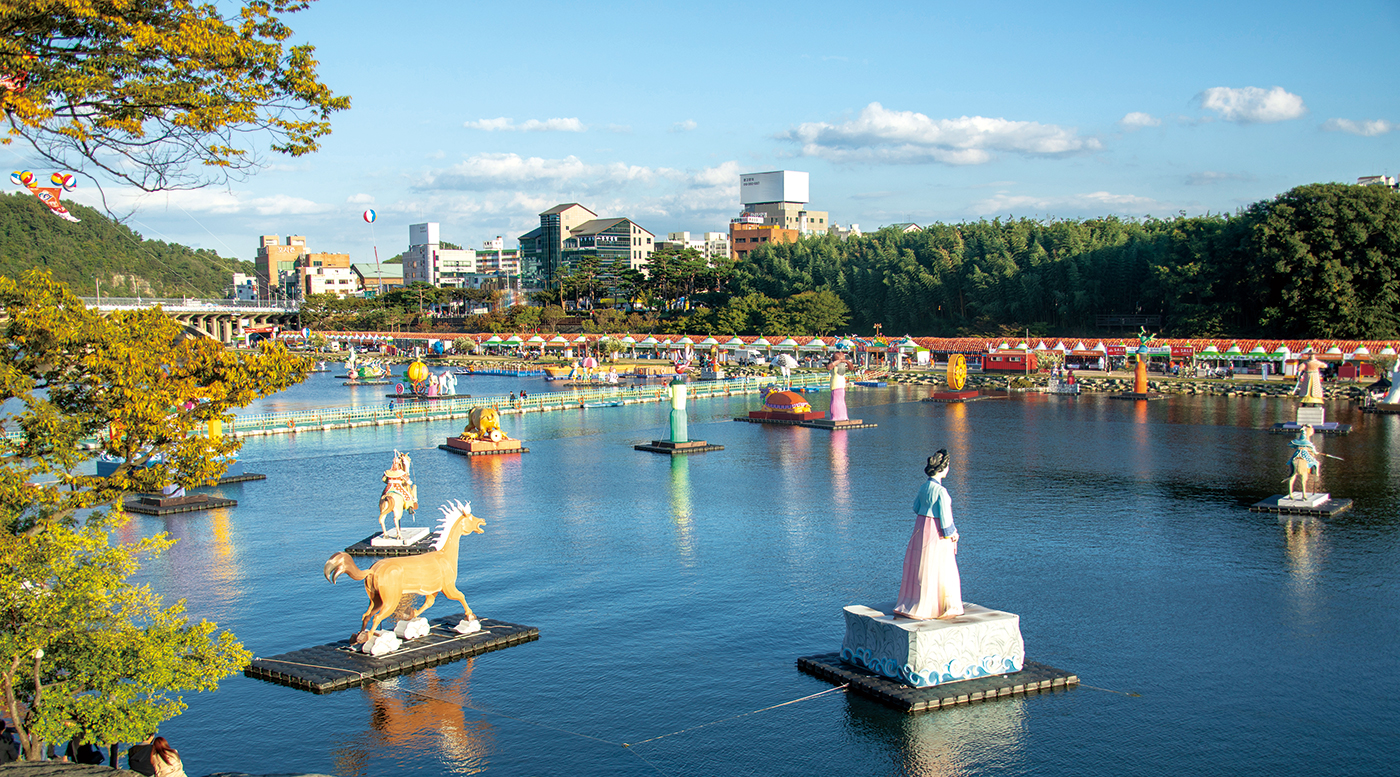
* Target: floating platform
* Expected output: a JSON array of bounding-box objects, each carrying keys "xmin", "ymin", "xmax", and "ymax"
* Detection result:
[
  {"xmin": 798, "ymin": 653, "xmax": 1077, "ymax": 714},
  {"xmin": 343, "ymin": 531, "xmax": 436, "ymax": 556},
  {"xmin": 385, "ymin": 393, "xmax": 468, "ymax": 400},
  {"xmin": 923, "ymin": 390, "xmax": 983, "ymax": 403},
  {"xmin": 801, "ymin": 419, "xmax": 877, "ymax": 431},
  {"xmin": 1269, "ymin": 422, "xmax": 1352, "ymax": 436},
  {"xmin": 124, "ymin": 494, "xmax": 237, "ymax": 516},
  {"xmin": 583, "ymin": 401, "xmax": 625, "ymax": 408},
  {"xmin": 1108, "ymin": 392, "xmax": 1166, "ymax": 401},
  {"xmin": 343, "ymin": 380, "xmax": 393, "ymax": 386},
  {"xmin": 217, "ymin": 472, "xmax": 267, "ymax": 485},
  {"xmin": 854, "ymin": 380, "xmax": 887, "ymax": 388},
  {"xmin": 634, "ymin": 439, "xmax": 724, "ymax": 455},
  {"xmin": 245, "ymin": 617, "xmax": 539, "ymax": 693},
  {"xmin": 1249, "ymin": 494, "xmax": 1353, "ymax": 517},
  {"xmin": 437, "ymin": 439, "xmax": 528, "ymax": 457}
]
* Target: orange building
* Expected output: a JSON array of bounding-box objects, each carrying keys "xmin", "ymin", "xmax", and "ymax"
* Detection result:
[{"xmin": 729, "ymin": 222, "xmax": 799, "ymax": 262}]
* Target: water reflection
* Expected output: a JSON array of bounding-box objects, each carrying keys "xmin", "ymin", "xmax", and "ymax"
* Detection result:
[
  {"xmin": 332, "ymin": 665, "xmax": 494, "ymax": 776},
  {"xmin": 669, "ymin": 455, "xmax": 694, "ymax": 561},
  {"xmin": 1282, "ymin": 518, "xmax": 1327, "ymax": 620},
  {"xmin": 844, "ymin": 695, "xmax": 1027, "ymax": 775},
  {"xmin": 463, "ymin": 451, "xmax": 520, "ymax": 515},
  {"xmin": 830, "ymin": 430, "xmax": 850, "ymax": 511}
]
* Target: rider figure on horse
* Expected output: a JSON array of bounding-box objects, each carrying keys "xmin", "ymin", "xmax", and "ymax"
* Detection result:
[{"xmin": 382, "ymin": 451, "xmax": 416, "ymax": 506}]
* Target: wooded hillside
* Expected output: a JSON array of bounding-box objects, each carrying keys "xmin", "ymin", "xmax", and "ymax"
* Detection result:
[{"xmin": 0, "ymin": 192, "xmax": 250, "ymax": 297}]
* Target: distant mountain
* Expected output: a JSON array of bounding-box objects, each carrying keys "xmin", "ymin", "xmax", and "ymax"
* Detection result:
[{"xmin": 0, "ymin": 191, "xmax": 253, "ymax": 298}]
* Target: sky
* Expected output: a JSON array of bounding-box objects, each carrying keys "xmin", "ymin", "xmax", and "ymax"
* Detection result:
[{"xmin": 14, "ymin": 0, "xmax": 1400, "ymax": 266}]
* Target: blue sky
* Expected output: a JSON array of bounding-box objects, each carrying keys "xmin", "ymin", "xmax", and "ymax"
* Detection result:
[{"xmin": 31, "ymin": 0, "xmax": 1400, "ymax": 264}]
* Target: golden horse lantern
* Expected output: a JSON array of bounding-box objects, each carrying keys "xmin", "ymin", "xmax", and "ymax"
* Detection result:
[{"xmin": 325, "ymin": 500, "xmax": 485, "ymax": 640}]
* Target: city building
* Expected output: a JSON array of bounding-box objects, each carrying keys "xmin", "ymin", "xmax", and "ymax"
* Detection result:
[
  {"xmin": 738, "ymin": 170, "xmax": 830, "ymax": 236},
  {"xmin": 1358, "ymin": 175, "xmax": 1399, "ymax": 191},
  {"xmin": 255, "ymin": 235, "xmax": 306, "ymax": 299},
  {"xmin": 885, "ymin": 223, "xmax": 923, "ymax": 233},
  {"xmin": 477, "ymin": 236, "xmax": 521, "ymax": 275},
  {"xmin": 829, "ymin": 223, "xmax": 862, "ymax": 240},
  {"xmin": 563, "ymin": 218, "xmax": 655, "ymax": 271},
  {"xmin": 518, "ymin": 203, "xmax": 654, "ymax": 284},
  {"xmin": 300, "ymin": 265, "xmax": 357, "ymax": 297},
  {"xmin": 730, "ymin": 221, "xmax": 799, "ymax": 262},
  {"xmin": 402, "ymin": 222, "xmax": 481, "ymax": 287},
  {"xmin": 664, "ymin": 231, "xmax": 732, "ymax": 260},
  {"xmin": 230, "ymin": 273, "xmax": 258, "ymax": 301},
  {"xmin": 352, "ymin": 262, "xmax": 404, "ymax": 296}
]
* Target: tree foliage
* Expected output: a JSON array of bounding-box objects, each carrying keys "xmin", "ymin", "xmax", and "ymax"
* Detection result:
[
  {"xmin": 0, "ymin": 0, "xmax": 350, "ymax": 192},
  {"xmin": 0, "ymin": 270, "xmax": 310, "ymax": 759}
]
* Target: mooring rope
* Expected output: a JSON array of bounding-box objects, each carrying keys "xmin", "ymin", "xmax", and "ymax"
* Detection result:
[{"xmin": 623, "ymin": 685, "xmax": 850, "ymax": 746}]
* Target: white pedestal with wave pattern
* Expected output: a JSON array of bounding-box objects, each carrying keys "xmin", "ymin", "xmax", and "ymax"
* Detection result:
[{"xmin": 841, "ymin": 603, "xmax": 1024, "ymax": 688}]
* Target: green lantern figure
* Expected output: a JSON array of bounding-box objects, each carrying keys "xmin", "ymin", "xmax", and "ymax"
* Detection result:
[{"xmin": 668, "ymin": 376, "xmax": 688, "ymax": 443}]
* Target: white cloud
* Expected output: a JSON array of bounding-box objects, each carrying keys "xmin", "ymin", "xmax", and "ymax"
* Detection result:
[
  {"xmin": 1322, "ymin": 118, "xmax": 1396, "ymax": 137},
  {"xmin": 1197, "ymin": 86, "xmax": 1306, "ymax": 123},
  {"xmin": 670, "ymin": 119, "xmax": 698, "ymax": 133},
  {"xmin": 967, "ymin": 190, "xmax": 1164, "ymax": 217},
  {"xmin": 345, "ymin": 193, "xmax": 375, "ymax": 204},
  {"xmin": 462, "ymin": 117, "xmax": 586, "ymax": 132},
  {"xmin": 1119, "ymin": 112, "xmax": 1161, "ymax": 130},
  {"xmin": 1186, "ymin": 171, "xmax": 1257, "ymax": 186},
  {"xmin": 420, "ymin": 153, "xmax": 672, "ymax": 190},
  {"xmin": 782, "ymin": 102, "xmax": 1102, "ymax": 164}
]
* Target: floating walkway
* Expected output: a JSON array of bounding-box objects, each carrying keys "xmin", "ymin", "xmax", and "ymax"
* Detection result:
[{"xmin": 220, "ymin": 374, "xmax": 827, "ymax": 438}]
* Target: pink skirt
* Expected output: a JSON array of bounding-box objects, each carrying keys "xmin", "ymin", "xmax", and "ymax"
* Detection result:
[{"xmin": 893, "ymin": 515, "xmax": 963, "ymax": 620}]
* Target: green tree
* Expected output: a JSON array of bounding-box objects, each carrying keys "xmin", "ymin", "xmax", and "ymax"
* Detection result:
[
  {"xmin": 782, "ymin": 290, "xmax": 850, "ymax": 335},
  {"xmin": 0, "ymin": 270, "xmax": 310, "ymax": 761},
  {"xmin": 0, "ymin": 0, "xmax": 350, "ymax": 192}
]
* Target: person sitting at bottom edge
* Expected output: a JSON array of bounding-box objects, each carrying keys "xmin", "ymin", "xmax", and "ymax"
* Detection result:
[
  {"xmin": 893, "ymin": 449, "xmax": 964, "ymax": 620},
  {"xmin": 150, "ymin": 736, "xmax": 187, "ymax": 777},
  {"xmin": 127, "ymin": 734, "xmax": 156, "ymax": 776}
]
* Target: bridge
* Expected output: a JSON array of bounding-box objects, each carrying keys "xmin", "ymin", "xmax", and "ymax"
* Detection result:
[{"xmin": 79, "ymin": 297, "xmax": 301, "ymax": 343}]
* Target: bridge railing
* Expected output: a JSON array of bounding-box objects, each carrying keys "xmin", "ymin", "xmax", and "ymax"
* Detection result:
[{"xmin": 78, "ymin": 297, "xmax": 299, "ymax": 313}]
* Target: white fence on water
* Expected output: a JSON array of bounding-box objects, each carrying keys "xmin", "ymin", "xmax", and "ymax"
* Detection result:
[{"xmin": 221, "ymin": 373, "xmax": 827, "ymax": 433}]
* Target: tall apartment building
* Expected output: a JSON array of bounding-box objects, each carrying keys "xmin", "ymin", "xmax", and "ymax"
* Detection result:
[
  {"xmin": 255, "ymin": 235, "xmax": 306, "ymax": 299},
  {"xmin": 402, "ymin": 223, "xmax": 480, "ymax": 287},
  {"xmin": 738, "ymin": 170, "xmax": 830, "ymax": 236},
  {"xmin": 478, "ymin": 236, "xmax": 521, "ymax": 275},
  {"xmin": 730, "ymin": 220, "xmax": 799, "ymax": 262},
  {"xmin": 518, "ymin": 203, "xmax": 654, "ymax": 284}
]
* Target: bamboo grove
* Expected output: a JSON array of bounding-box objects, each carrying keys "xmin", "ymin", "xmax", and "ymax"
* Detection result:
[{"xmin": 721, "ymin": 183, "xmax": 1400, "ymax": 339}]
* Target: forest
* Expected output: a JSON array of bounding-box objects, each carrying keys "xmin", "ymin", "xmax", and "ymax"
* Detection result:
[
  {"xmin": 0, "ymin": 192, "xmax": 250, "ymax": 298},
  {"xmin": 719, "ymin": 183, "xmax": 1400, "ymax": 339}
]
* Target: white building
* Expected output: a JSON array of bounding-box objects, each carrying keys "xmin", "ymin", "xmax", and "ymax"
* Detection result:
[
  {"xmin": 1358, "ymin": 175, "xmax": 1399, "ymax": 191},
  {"xmin": 403, "ymin": 222, "xmax": 480, "ymax": 286},
  {"xmin": 230, "ymin": 272, "xmax": 258, "ymax": 301},
  {"xmin": 829, "ymin": 223, "xmax": 862, "ymax": 240},
  {"xmin": 666, "ymin": 231, "xmax": 732, "ymax": 260},
  {"xmin": 300, "ymin": 265, "xmax": 357, "ymax": 297}
]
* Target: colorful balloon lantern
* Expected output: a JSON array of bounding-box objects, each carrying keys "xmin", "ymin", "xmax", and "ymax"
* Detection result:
[{"xmin": 362, "ymin": 209, "xmax": 376, "ymax": 223}]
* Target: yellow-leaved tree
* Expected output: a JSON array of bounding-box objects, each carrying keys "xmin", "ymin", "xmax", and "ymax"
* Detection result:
[
  {"xmin": 0, "ymin": 269, "xmax": 311, "ymax": 762},
  {"xmin": 0, "ymin": 0, "xmax": 350, "ymax": 192}
]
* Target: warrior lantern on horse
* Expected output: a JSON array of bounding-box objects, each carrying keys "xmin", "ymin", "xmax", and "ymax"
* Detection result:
[{"xmin": 379, "ymin": 450, "xmax": 419, "ymax": 538}]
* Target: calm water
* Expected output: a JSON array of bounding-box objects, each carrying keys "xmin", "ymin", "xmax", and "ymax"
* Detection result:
[{"xmin": 124, "ymin": 380, "xmax": 1400, "ymax": 777}]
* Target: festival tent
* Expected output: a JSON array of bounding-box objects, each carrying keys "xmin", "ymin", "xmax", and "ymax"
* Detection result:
[
  {"xmin": 776, "ymin": 337, "xmax": 800, "ymax": 350},
  {"xmin": 722, "ymin": 336, "xmax": 746, "ymax": 350},
  {"xmin": 803, "ymin": 338, "xmax": 827, "ymax": 351},
  {"xmin": 638, "ymin": 336, "xmax": 660, "ymax": 349},
  {"xmin": 504, "ymin": 335, "xmax": 523, "ymax": 346},
  {"xmin": 678, "ymin": 336, "xmax": 695, "ymax": 346},
  {"xmin": 546, "ymin": 335, "xmax": 569, "ymax": 348},
  {"xmin": 700, "ymin": 336, "xmax": 720, "ymax": 347},
  {"xmin": 527, "ymin": 335, "xmax": 546, "ymax": 345}
]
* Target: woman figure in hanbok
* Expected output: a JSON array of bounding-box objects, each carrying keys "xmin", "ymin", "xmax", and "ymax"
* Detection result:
[{"xmin": 894, "ymin": 450, "xmax": 964, "ymax": 620}]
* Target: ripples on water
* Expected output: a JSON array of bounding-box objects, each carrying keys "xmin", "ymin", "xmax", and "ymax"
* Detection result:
[{"xmin": 124, "ymin": 378, "xmax": 1400, "ymax": 776}]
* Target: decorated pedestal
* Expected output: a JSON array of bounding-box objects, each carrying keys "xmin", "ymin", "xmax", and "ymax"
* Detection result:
[
  {"xmin": 925, "ymin": 390, "xmax": 981, "ymax": 403},
  {"xmin": 840, "ymin": 603, "xmax": 1025, "ymax": 688},
  {"xmin": 638, "ymin": 378, "xmax": 723, "ymax": 454},
  {"xmin": 370, "ymin": 525, "xmax": 430, "ymax": 547},
  {"xmin": 439, "ymin": 437, "xmax": 528, "ymax": 456},
  {"xmin": 123, "ymin": 491, "xmax": 236, "ymax": 516}
]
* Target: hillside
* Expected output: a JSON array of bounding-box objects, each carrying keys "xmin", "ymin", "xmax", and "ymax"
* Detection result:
[{"xmin": 0, "ymin": 191, "xmax": 252, "ymax": 298}]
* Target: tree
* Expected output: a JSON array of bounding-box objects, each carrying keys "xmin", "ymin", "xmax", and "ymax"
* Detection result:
[
  {"xmin": 0, "ymin": 0, "xmax": 351, "ymax": 193},
  {"xmin": 0, "ymin": 270, "xmax": 310, "ymax": 760}
]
